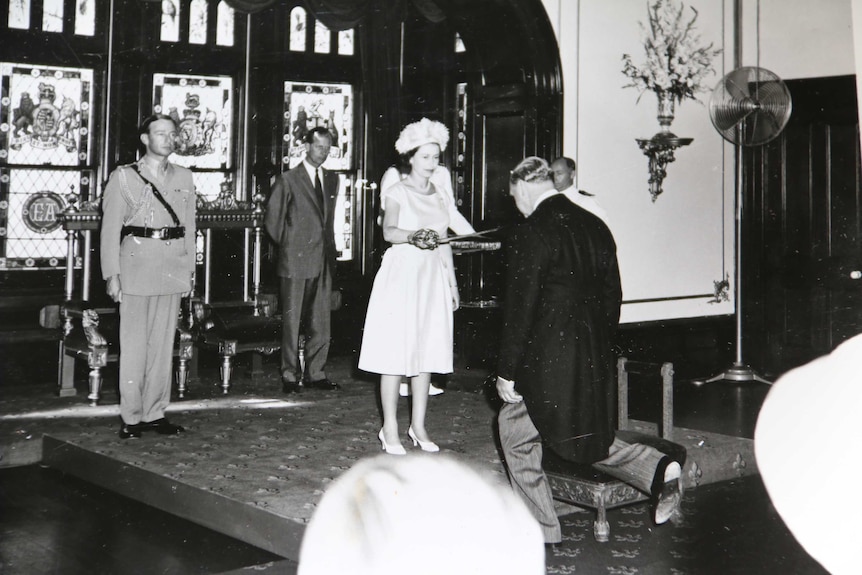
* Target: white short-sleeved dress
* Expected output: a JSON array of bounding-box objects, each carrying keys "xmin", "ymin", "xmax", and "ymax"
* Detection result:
[{"xmin": 358, "ymin": 181, "xmax": 455, "ymax": 377}]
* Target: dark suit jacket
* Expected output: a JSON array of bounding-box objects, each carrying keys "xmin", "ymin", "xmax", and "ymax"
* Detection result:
[
  {"xmin": 264, "ymin": 163, "xmax": 338, "ymax": 279},
  {"xmin": 497, "ymin": 193, "xmax": 622, "ymax": 463}
]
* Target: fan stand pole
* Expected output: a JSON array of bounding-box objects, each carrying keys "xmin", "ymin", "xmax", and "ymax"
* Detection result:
[{"xmin": 706, "ymin": 143, "xmax": 771, "ymax": 385}]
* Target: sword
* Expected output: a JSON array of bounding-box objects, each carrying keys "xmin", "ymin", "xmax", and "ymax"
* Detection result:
[{"xmin": 439, "ymin": 226, "xmax": 504, "ymax": 244}]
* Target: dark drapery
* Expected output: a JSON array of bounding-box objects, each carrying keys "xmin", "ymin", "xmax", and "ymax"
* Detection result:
[{"xmin": 221, "ymin": 0, "xmax": 279, "ymax": 15}]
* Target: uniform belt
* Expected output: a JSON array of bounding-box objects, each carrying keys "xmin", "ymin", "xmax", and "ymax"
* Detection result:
[{"xmin": 122, "ymin": 225, "xmax": 185, "ymax": 240}]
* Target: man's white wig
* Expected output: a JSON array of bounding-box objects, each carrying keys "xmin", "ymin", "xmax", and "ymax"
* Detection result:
[{"xmin": 394, "ymin": 118, "xmax": 449, "ymax": 155}]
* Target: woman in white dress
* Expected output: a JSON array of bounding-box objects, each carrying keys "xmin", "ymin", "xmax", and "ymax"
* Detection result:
[
  {"xmin": 379, "ymin": 163, "xmax": 474, "ymax": 399},
  {"xmin": 359, "ymin": 118, "xmax": 466, "ymax": 455}
]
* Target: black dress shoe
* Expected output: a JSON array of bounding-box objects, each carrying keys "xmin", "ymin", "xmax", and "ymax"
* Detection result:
[
  {"xmin": 307, "ymin": 378, "xmax": 340, "ymax": 390},
  {"xmin": 282, "ymin": 379, "xmax": 304, "ymax": 394},
  {"xmin": 141, "ymin": 418, "xmax": 185, "ymax": 435},
  {"xmin": 119, "ymin": 423, "xmax": 142, "ymax": 439}
]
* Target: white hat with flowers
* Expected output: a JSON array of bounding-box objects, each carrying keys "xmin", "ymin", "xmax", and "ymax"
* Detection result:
[{"xmin": 395, "ymin": 118, "xmax": 449, "ymax": 154}]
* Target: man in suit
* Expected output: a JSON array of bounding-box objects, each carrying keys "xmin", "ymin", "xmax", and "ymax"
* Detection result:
[
  {"xmin": 100, "ymin": 113, "xmax": 196, "ymax": 439},
  {"xmin": 550, "ymin": 156, "xmax": 610, "ymax": 227},
  {"xmin": 495, "ymin": 157, "xmax": 681, "ymax": 544},
  {"xmin": 265, "ymin": 127, "xmax": 339, "ymax": 393}
]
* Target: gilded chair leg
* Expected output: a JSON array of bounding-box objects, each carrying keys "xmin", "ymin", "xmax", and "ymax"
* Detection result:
[
  {"xmin": 87, "ymin": 367, "xmax": 102, "ymax": 407},
  {"xmin": 594, "ymin": 499, "xmax": 610, "ymax": 542},
  {"xmin": 176, "ymin": 357, "xmax": 189, "ymax": 399},
  {"xmin": 220, "ymin": 355, "xmax": 232, "ymax": 394}
]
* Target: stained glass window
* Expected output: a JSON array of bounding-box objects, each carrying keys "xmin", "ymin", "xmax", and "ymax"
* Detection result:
[
  {"xmin": 216, "ymin": 1, "xmax": 234, "ymax": 47},
  {"xmin": 189, "ymin": 0, "xmax": 208, "ymax": 44},
  {"xmin": 337, "ymin": 29, "xmax": 354, "ymax": 56},
  {"xmin": 0, "ymin": 63, "xmax": 94, "ymax": 271},
  {"xmin": 152, "ymin": 73, "xmax": 232, "ymax": 171},
  {"xmin": 153, "ymin": 73, "xmax": 233, "ymax": 199},
  {"xmin": 74, "ymin": 0, "xmax": 95, "ymax": 36},
  {"xmin": 282, "ymin": 81, "xmax": 353, "ymax": 171},
  {"xmin": 193, "ymin": 171, "xmax": 229, "ymax": 203},
  {"xmin": 289, "ymin": 6, "xmax": 306, "ymax": 52},
  {"xmin": 333, "ymin": 173, "xmax": 354, "ymax": 261},
  {"xmin": 314, "ymin": 20, "xmax": 330, "ymax": 54},
  {"xmin": 283, "ymin": 81, "xmax": 354, "ymax": 261},
  {"xmin": 0, "ymin": 168, "xmax": 94, "ymax": 270},
  {"xmin": 42, "ymin": 0, "xmax": 64, "ymax": 33},
  {"xmin": 1, "ymin": 63, "xmax": 93, "ymax": 167},
  {"xmin": 161, "ymin": 0, "xmax": 181, "ymax": 42},
  {"xmin": 8, "ymin": 0, "xmax": 31, "ymax": 30}
]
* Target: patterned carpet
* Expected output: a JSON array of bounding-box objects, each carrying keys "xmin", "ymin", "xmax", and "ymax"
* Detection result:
[
  {"xmin": 544, "ymin": 476, "xmax": 827, "ymax": 575},
  {"xmin": 1, "ymin": 356, "xmax": 508, "ymax": 521},
  {"xmin": 0, "ymin": 354, "xmax": 824, "ymax": 574}
]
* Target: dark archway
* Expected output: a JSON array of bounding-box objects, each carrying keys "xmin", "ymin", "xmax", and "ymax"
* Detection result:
[
  {"xmin": 361, "ymin": 0, "xmax": 563, "ymax": 191},
  {"xmin": 360, "ymin": 0, "xmax": 562, "ymax": 309}
]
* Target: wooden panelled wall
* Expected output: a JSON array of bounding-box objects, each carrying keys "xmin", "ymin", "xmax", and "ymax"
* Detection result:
[{"xmin": 745, "ymin": 75, "xmax": 862, "ymax": 378}]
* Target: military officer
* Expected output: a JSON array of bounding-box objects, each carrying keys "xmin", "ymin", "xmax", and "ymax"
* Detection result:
[{"xmin": 100, "ymin": 113, "xmax": 196, "ymax": 439}]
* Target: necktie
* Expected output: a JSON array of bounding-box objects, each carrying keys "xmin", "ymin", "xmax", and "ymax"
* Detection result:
[{"xmin": 314, "ymin": 169, "xmax": 324, "ymax": 205}]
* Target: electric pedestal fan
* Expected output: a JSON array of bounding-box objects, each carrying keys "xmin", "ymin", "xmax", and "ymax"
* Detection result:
[{"xmin": 705, "ymin": 66, "xmax": 792, "ymax": 384}]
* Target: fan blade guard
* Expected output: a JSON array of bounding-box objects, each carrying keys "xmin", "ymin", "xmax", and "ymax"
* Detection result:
[{"xmin": 709, "ymin": 66, "xmax": 792, "ymax": 146}]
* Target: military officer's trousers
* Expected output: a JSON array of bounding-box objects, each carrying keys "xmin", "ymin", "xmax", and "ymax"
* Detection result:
[{"xmin": 119, "ymin": 292, "xmax": 181, "ymax": 424}]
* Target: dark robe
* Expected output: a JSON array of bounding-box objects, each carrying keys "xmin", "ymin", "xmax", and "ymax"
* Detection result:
[{"xmin": 497, "ymin": 193, "xmax": 622, "ymax": 463}]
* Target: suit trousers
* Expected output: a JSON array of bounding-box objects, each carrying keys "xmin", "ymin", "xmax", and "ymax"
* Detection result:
[
  {"xmin": 280, "ymin": 271, "xmax": 331, "ymax": 383},
  {"xmin": 593, "ymin": 437, "xmax": 670, "ymax": 495},
  {"xmin": 498, "ymin": 401, "xmax": 562, "ymax": 544},
  {"xmin": 119, "ymin": 292, "xmax": 181, "ymax": 424}
]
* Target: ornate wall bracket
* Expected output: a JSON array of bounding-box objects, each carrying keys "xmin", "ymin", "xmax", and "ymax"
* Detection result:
[
  {"xmin": 708, "ymin": 274, "xmax": 731, "ymax": 304},
  {"xmin": 635, "ymin": 133, "xmax": 693, "ymax": 202}
]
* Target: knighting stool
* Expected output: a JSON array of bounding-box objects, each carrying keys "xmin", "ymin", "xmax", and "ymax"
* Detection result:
[
  {"xmin": 544, "ymin": 357, "xmax": 687, "ymax": 542},
  {"xmin": 195, "ymin": 294, "xmax": 282, "ymax": 394}
]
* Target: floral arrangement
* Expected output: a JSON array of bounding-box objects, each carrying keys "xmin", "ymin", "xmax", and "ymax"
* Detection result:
[{"xmin": 621, "ymin": 0, "xmax": 722, "ymax": 104}]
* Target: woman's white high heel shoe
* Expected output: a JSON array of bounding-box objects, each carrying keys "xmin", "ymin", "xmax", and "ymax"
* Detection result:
[
  {"xmin": 378, "ymin": 429, "xmax": 406, "ymax": 455},
  {"xmin": 408, "ymin": 426, "xmax": 440, "ymax": 452}
]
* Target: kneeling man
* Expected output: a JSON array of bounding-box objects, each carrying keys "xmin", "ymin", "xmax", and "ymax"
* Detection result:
[{"xmin": 496, "ymin": 157, "xmax": 681, "ymax": 544}]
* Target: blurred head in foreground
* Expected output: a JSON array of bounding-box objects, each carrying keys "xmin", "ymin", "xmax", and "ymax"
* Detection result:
[
  {"xmin": 298, "ymin": 454, "xmax": 545, "ymax": 575},
  {"xmin": 755, "ymin": 333, "xmax": 862, "ymax": 575}
]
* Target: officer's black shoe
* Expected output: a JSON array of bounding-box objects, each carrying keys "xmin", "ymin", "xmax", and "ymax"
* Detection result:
[
  {"xmin": 141, "ymin": 418, "xmax": 185, "ymax": 435},
  {"xmin": 307, "ymin": 378, "xmax": 340, "ymax": 390},
  {"xmin": 282, "ymin": 378, "xmax": 305, "ymax": 394},
  {"xmin": 119, "ymin": 423, "xmax": 143, "ymax": 439}
]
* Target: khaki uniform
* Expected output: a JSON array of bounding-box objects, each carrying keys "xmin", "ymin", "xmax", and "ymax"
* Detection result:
[{"xmin": 100, "ymin": 160, "xmax": 196, "ymax": 424}]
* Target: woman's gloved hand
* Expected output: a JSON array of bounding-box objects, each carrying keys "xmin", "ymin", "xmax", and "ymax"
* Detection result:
[{"xmin": 407, "ymin": 229, "xmax": 440, "ymax": 250}]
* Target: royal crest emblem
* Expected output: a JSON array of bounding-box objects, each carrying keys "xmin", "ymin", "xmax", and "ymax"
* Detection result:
[{"xmin": 10, "ymin": 82, "xmax": 81, "ymax": 153}]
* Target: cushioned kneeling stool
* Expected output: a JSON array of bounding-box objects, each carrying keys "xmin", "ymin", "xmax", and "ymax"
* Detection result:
[
  {"xmin": 544, "ymin": 357, "xmax": 687, "ymax": 542},
  {"xmin": 195, "ymin": 297, "xmax": 282, "ymax": 394}
]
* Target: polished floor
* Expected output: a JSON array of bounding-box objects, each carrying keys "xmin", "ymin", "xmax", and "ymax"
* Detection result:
[
  {"xmin": 0, "ymin": 465, "xmax": 287, "ymax": 575},
  {"xmin": 0, "ymin": 464, "xmax": 828, "ymax": 575},
  {"xmin": 0, "ymin": 342, "xmax": 828, "ymax": 575}
]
